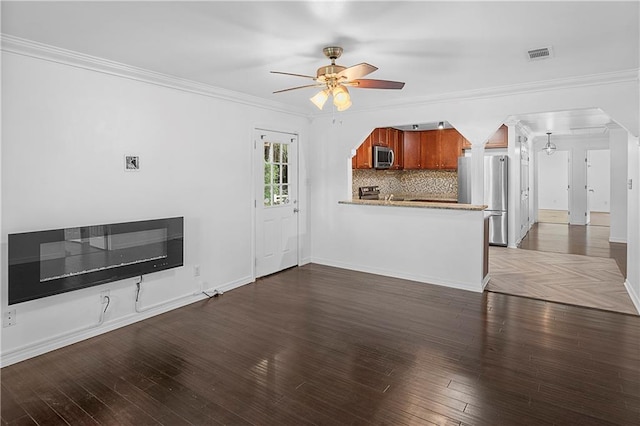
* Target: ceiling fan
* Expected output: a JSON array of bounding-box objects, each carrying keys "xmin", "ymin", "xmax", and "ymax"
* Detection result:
[{"xmin": 271, "ymin": 46, "xmax": 405, "ymax": 111}]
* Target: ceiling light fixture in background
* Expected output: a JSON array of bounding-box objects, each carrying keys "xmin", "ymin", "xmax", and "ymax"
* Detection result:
[{"xmin": 543, "ymin": 132, "xmax": 556, "ymax": 155}]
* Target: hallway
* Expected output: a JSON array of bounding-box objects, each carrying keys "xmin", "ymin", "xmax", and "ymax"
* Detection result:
[{"xmin": 486, "ymin": 222, "xmax": 636, "ymax": 315}]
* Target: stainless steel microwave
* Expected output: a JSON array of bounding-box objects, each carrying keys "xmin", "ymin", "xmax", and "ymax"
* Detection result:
[{"xmin": 373, "ymin": 145, "xmax": 394, "ymax": 169}]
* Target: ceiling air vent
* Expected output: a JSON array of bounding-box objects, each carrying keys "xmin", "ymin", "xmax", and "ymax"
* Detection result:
[{"xmin": 527, "ymin": 46, "xmax": 554, "ymax": 61}]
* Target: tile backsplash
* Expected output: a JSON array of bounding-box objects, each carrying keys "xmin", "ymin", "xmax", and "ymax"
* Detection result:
[{"xmin": 352, "ymin": 169, "xmax": 458, "ymax": 198}]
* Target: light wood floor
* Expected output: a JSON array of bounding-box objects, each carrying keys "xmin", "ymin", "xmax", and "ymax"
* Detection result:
[
  {"xmin": 487, "ymin": 247, "xmax": 637, "ymax": 315},
  {"xmin": 538, "ymin": 209, "xmax": 610, "ymax": 226},
  {"xmin": 538, "ymin": 209, "xmax": 569, "ymax": 224},
  {"xmin": 519, "ymin": 222, "xmax": 627, "ymax": 277}
]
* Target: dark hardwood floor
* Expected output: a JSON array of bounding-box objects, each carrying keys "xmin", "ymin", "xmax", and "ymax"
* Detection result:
[
  {"xmin": 519, "ymin": 222, "xmax": 627, "ymax": 277},
  {"xmin": 2, "ymin": 264, "xmax": 640, "ymax": 425}
]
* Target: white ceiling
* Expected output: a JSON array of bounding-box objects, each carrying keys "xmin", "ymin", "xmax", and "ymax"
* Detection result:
[{"xmin": 2, "ymin": 1, "xmax": 638, "ymax": 135}]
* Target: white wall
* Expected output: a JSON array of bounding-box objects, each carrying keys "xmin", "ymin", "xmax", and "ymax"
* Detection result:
[
  {"xmin": 309, "ymin": 75, "xmax": 639, "ymax": 314},
  {"xmin": 610, "ymin": 128, "xmax": 629, "ymax": 242},
  {"xmin": 538, "ymin": 151, "xmax": 569, "ymax": 210},
  {"xmin": 1, "ymin": 52, "xmax": 310, "ymax": 365},
  {"xmin": 625, "ymin": 134, "xmax": 640, "ymax": 312}
]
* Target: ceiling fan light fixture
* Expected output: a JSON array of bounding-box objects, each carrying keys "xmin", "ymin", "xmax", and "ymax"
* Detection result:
[
  {"xmin": 332, "ymin": 85, "xmax": 351, "ymax": 110},
  {"xmin": 272, "ymin": 46, "xmax": 404, "ymax": 112},
  {"xmin": 310, "ymin": 89, "xmax": 329, "ymax": 110},
  {"xmin": 543, "ymin": 132, "xmax": 556, "ymax": 155},
  {"xmin": 336, "ymin": 98, "xmax": 352, "ymax": 112}
]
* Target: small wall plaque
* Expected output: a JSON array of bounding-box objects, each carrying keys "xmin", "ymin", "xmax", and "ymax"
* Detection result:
[{"xmin": 125, "ymin": 155, "xmax": 140, "ymax": 171}]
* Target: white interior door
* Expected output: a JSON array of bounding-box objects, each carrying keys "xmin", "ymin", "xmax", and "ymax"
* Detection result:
[
  {"xmin": 255, "ymin": 129, "xmax": 298, "ymax": 278},
  {"xmin": 587, "ymin": 149, "xmax": 611, "ymax": 214}
]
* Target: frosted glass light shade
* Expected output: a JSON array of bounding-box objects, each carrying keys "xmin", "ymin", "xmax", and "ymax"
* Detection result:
[
  {"xmin": 310, "ymin": 89, "xmax": 329, "ymax": 109},
  {"xmin": 336, "ymin": 99, "xmax": 352, "ymax": 111},
  {"xmin": 332, "ymin": 85, "xmax": 351, "ymax": 110}
]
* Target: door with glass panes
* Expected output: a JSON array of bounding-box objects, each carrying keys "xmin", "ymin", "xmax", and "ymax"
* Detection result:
[{"xmin": 255, "ymin": 129, "xmax": 298, "ymax": 278}]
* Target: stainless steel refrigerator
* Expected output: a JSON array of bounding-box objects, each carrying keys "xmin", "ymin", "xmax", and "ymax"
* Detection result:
[{"xmin": 458, "ymin": 155, "xmax": 508, "ymax": 246}]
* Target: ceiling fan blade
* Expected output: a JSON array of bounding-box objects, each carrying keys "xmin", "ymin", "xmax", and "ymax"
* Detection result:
[
  {"xmin": 337, "ymin": 63, "xmax": 378, "ymax": 81},
  {"xmin": 273, "ymin": 84, "xmax": 324, "ymax": 94},
  {"xmin": 270, "ymin": 71, "xmax": 317, "ymax": 80},
  {"xmin": 351, "ymin": 79, "xmax": 405, "ymax": 89}
]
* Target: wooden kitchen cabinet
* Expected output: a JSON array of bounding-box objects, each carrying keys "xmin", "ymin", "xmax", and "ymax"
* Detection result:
[
  {"xmin": 387, "ymin": 128, "xmax": 403, "ymax": 169},
  {"xmin": 461, "ymin": 124, "xmax": 508, "ymax": 149},
  {"xmin": 485, "ymin": 124, "xmax": 508, "ymax": 148},
  {"xmin": 353, "ymin": 133, "xmax": 372, "ymax": 169},
  {"xmin": 353, "ymin": 127, "xmax": 462, "ymax": 170},
  {"xmin": 353, "ymin": 127, "xmax": 404, "ymax": 169},
  {"xmin": 420, "ymin": 130, "xmax": 439, "ymax": 169},
  {"xmin": 420, "ymin": 129, "xmax": 462, "ymax": 170},
  {"xmin": 402, "ymin": 131, "xmax": 421, "ymax": 169},
  {"xmin": 439, "ymin": 129, "xmax": 464, "ymax": 169},
  {"xmin": 370, "ymin": 128, "xmax": 388, "ymax": 147}
]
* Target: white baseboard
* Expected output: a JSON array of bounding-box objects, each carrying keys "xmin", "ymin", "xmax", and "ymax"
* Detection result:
[
  {"xmin": 482, "ymin": 274, "xmax": 491, "ymax": 290},
  {"xmin": 609, "ymin": 237, "xmax": 627, "ymax": 243},
  {"xmin": 300, "ymin": 256, "xmax": 312, "ymax": 266},
  {"xmin": 310, "ymin": 257, "xmax": 485, "ymax": 293},
  {"xmin": 624, "ymin": 279, "xmax": 640, "ymax": 315},
  {"xmin": 205, "ymin": 275, "xmax": 253, "ymax": 294},
  {"xmin": 0, "ymin": 276, "xmax": 254, "ymax": 367}
]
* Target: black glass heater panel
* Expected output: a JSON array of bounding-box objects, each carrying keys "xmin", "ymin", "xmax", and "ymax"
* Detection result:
[{"xmin": 8, "ymin": 217, "xmax": 183, "ymax": 305}]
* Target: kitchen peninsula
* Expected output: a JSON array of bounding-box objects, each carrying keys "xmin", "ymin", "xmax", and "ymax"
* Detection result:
[{"xmin": 337, "ymin": 198, "xmax": 489, "ymax": 293}]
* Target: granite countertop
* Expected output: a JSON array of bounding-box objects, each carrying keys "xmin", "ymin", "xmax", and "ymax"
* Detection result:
[{"xmin": 340, "ymin": 198, "xmax": 487, "ymax": 211}]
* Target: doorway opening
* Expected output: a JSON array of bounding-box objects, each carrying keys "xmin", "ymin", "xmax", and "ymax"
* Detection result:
[{"xmin": 537, "ymin": 150, "xmax": 569, "ymax": 224}]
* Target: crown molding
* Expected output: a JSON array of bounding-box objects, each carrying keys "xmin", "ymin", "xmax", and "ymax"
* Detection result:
[
  {"xmin": 338, "ymin": 68, "xmax": 640, "ymax": 115},
  {"xmin": 3, "ymin": 34, "xmax": 637, "ymax": 120},
  {"xmin": 1, "ymin": 34, "xmax": 310, "ymax": 118}
]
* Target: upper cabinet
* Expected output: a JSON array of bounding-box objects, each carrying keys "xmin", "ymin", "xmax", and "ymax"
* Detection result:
[
  {"xmin": 386, "ymin": 128, "xmax": 404, "ymax": 170},
  {"xmin": 420, "ymin": 129, "xmax": 462, "ymax": 170},
  {"xmin": 438, "ymin": 129, "xmax": 465, "ymax": 169},
  {"xmin": 353, "ymin": 133, "xmax": 372, "ymax": 169},
  {"xmin": 353, "ymin": 127, "xmax": 464, "ymax": 170},
  {"xmin": 402, "ymin": 131, "xmax": 421, "ymax": 169},
  {"xmin": 353, "ymin": 127, "xmax": 404, "ymax": 169},
  {"xmin": 404, "ymin": 129, "xmax": 463, "ymax": 170},
  {"xmin": 461, "ymin": 124, "xmax": 508, "ymax": 149},
  {"xmin": 485, "ymin": 124, "xmax": 508, "ymax": 149}
]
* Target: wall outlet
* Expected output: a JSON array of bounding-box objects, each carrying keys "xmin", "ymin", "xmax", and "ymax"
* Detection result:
[
  {"xmin": 3, "ymin": 309, "xmax": 16, "ymax": 327},
  {"xmin": 193, "ymin": 265, "xmax": 201, "ymax": 277},
  {"xmin": 100, "ymin": 290, "xmax": 110, "ymax": 304}
]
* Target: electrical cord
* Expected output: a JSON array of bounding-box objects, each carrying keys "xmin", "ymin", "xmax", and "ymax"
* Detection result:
[{"xmin": 99, "ymin": 295, "xmax": 110, "ymax": 324}]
